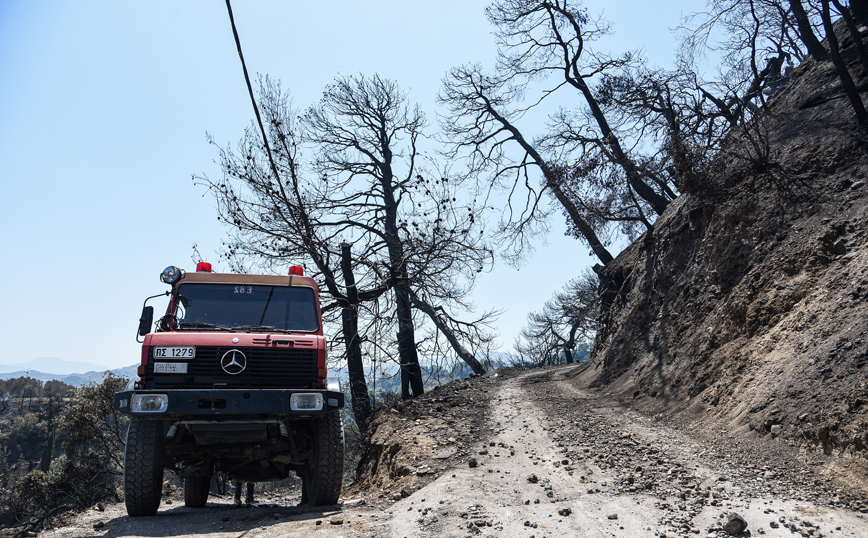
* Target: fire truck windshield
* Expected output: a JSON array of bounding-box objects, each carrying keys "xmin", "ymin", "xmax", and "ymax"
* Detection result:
[{"xmin": 174, "ymin": 283, "xmax": 319, "ymax": 332}]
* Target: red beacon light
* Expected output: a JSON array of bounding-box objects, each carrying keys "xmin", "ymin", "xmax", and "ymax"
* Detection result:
[
  {"xmin": 288, "ymin": 265, "xmax": 304, "ymax": 276},
  {"xmin": 196, "ymin": 262, "xmax": 212, "ymax": 273}
]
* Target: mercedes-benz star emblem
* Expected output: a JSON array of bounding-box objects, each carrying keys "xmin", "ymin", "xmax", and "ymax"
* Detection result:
[{"xmin": 221, "ymin": 349, "xmax": 247, "ymax": 375}]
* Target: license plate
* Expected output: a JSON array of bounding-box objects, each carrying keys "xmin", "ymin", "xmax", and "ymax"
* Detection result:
[
  {"xmin": 153, "ymin": 346, "xmax": 195, "ymax": 358},
  {"xmin": 154, "ymin": 362, "xmax": 188, "ymax": 374}
]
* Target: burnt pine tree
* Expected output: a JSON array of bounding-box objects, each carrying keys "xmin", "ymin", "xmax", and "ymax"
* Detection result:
[
  {"xmin": 201, "ymin": 76, "xmax": 494, "ymax": 403},
  {"xmin": 302, "ymin": 76, "xmax": 425, "ymax": 399},
  {"xmin": 440, "ymin": 65, "xmax": 619, "ymax": 266},
  {"xmin": 441, "ymin": 0, "xmax": 687, "ymax": 267},
  {"xmin": 516, "ymin": 269, "xmax": 599, "ymax": 365},
  {"xmin": 486, "ymin": 0, "xmax": 674, "ymax": 213},
  {"xmin": 301, "ymin": 74, "xmax": 494, "ymax": 397},
  {"xmin": 215, "ymin": 11, "xmax": 395, "ymax": 422}
]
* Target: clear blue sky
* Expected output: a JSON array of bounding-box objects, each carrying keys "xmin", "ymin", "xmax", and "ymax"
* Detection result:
[{"xmin": 0, "ymin": 0, "xmax": 693, "ymax": 371}]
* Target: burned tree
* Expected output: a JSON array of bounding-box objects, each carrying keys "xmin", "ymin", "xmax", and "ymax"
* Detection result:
[
  {"xmin": 820, "ymin": 0, "xmax": 868, "ymax": 127},
  {"xmin": 301, "ymin": 74, "xmax": 495, "ymax": 396},
  {"xmin": 678, "ymin": 0, "xmax": 868, "ymax": 145},
  {"xmin": 200, "ymin": 75, "xmax": 494, "ymax": 405},
  {"xmin": 516, "ymin": 270, "xmax": 599, "ymax": 365},
  {"xmin": 487, "ymin": 0, "xmax": 674, "ymax": 215},
  {"xmin": 440, "ymin": 0, "xmax": 688, "ymax": 266},
  {"xmin": 440, "ymin": 65, "xmax": 619, "ymax": 266}
]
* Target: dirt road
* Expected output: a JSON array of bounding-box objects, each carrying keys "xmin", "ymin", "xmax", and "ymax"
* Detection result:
[{"xmin": 43, "ymin": 365, "xmax": 867, "ymax": 538}]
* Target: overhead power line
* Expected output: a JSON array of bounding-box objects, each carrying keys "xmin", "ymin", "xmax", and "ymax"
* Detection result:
[{"xmin": 224, "ymin": 0, "xmax": 282, "ymax": 182}]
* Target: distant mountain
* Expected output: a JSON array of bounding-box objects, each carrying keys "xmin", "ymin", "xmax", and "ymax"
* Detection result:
[
  {"xmin": 0, "ymin": 364, "xmax": 138, "ymax": 386},
  {"xmin": 0, "ymin": 357, "xmax": 109, "ymax": 376}
]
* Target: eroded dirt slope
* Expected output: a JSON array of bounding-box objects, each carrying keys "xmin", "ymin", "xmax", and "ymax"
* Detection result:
[{"xmin": 589, "ymin": 29, "xmax": 868, "ymax": 462}]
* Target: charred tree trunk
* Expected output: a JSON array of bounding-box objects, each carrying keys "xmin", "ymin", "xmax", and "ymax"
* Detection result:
[
  {"xmin": 482, "ymin": 103, "xmax": 615, "ymax": 265},
  {"xmin": 563, "ymin": 324, "xmax": 579, "ymax": 365},
  {"xmin": 821, "ymin": 0, "xmax": 868, "ymax": 127},
  {"xmin": 832, "ymin": 0, "xmax": 868, "ymax": 74},
  {"xmin": 543, "ymin": 165, "xmax": 615, "ymax": 265},
  {"xmin": 562, "ymin": 343, "xmax": 574, "ymax": 364},
  {"xmin": 851, "ymin": 0, "xmax": 868, "ymax": 26},
  {"xmin": 789, "ymin": 0, "xmax": 829, "ymax": 59},
  {"xmin": 394, "ymin": 284, "xmax": 425, "ymax": 398},
  {"xmin": 380, "ymin": 157, "xmax": 424, "ymax": 399},
  {"xmin": 339, "ymin": 243, "xmax": 372, "ymax": 434}
]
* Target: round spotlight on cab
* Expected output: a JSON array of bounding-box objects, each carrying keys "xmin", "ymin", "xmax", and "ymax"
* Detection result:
[{"xmin": 160, "ymin": 266, "xmax": 183, "ymax": 284}]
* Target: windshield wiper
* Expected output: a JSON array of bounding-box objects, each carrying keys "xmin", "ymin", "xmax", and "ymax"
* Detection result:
[
  {"xmin": 178, "ymin": 321, "xmax": 230, "ymax": 330},
  {"xmin": 229, "ymin": 325, "xmax": 292, "ymax": 333}
]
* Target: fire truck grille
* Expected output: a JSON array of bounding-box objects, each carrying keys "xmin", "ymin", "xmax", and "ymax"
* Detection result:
[{"xmin": 148, "ymin": 347, "xmax": 319, "ymax": 389}]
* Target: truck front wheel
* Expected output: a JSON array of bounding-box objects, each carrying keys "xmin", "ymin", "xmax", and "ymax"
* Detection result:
[
  {"xmin": 302, "ymin": 411, "xmax": 344, "ymax": 505},
  {"xmin": 184, "ymin": 475, "xmax": 210, "ymax": 508},
  {"xmin": 123, "ymin": 418, "xmax": 164, "ymax": 517}
]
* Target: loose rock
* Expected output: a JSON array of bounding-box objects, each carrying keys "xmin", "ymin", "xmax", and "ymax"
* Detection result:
[{"xmin": 723, "ymin": 512, "xmax": 748, "ymax": 535}]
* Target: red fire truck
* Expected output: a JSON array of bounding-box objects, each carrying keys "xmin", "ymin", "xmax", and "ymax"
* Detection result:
[{"xmin": 114, "ymin": 263, "xmax": 344, "ymax": 516}]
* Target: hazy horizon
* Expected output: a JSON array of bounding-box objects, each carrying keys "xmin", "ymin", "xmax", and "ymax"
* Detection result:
[{"xmin": 0, "ymin": 356, "xmax": 130, "ymax": 376}]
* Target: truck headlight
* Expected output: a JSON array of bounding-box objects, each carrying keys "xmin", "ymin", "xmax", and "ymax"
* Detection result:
[
  {"xmin": 290, "ymin": 393, "xmax": 323, "ymax": 411},
  {"xmin": 131, "ymin": 394, "xmax": 168, "ymax": 413},
  {"xmin": 160, "ymin": 266, "xmax": 182, "ymax": 284}
]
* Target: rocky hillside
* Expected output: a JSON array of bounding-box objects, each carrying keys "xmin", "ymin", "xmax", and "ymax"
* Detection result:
[{"xmin": 586, "ymin": 29, "xmax": 868, "ymax": 463}]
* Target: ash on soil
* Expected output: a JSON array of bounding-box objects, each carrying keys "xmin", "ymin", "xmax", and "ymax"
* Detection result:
[{"xmin": 348, "ymin": 371, "xmax": 505, "ymax": 504}]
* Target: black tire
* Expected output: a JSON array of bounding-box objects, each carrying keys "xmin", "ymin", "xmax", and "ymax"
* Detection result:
[
  {"xmin": 123, "ymin": 418, "xmax": 164, "ymax": 517},
  {"xmin": 303, "ymin": 411, "xmax": 344, "ymax": 505},
  {"xmin": 184, "ymin": 475, "xmax": 210, "ymax": 508}
]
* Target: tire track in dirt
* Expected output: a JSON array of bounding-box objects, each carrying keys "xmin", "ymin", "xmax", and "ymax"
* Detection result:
[
  {"xmin": 385, "ymin": 365, "xmax": 867, "ymax": 538},
  {"xmin": 385, "ymin": 368, "xmax": 664, "ymax": 538}
]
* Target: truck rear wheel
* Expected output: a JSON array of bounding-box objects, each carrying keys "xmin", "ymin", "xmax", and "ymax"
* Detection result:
[
  {"xmin": 123, "ymin": 418, "xmax": 164, "ymax": 517},
  {"xmin": 303, "ymin": 411, "xmax": 344, "ymax": 505},
  {"xmin": 184, "ymin": 476, "xmax": 210, "ymax": 508}
]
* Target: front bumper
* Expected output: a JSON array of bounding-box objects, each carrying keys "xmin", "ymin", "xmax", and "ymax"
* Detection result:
[{"xmin": 113, "ymin": 388, "xmax": 344, "ymax": 417}]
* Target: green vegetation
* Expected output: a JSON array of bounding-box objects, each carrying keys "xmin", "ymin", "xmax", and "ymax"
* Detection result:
[{"xmin": 0, "ymin": 374, "xmax": 126, "ymax": 537}]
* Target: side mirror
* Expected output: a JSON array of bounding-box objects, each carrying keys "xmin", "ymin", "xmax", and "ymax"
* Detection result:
[{"xmin": 138, "ymin": 306, "xmax": 154, "ymax": 337}]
